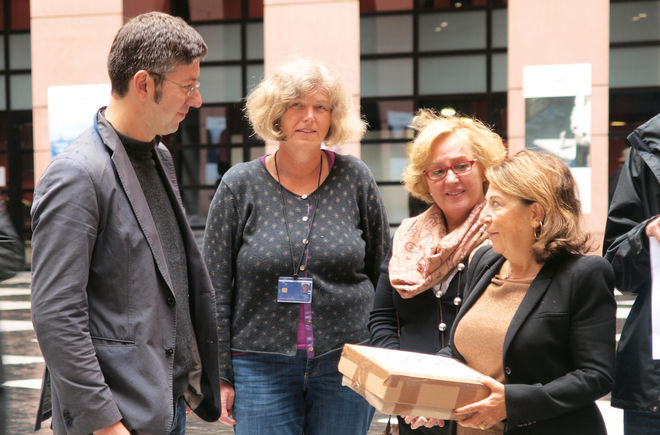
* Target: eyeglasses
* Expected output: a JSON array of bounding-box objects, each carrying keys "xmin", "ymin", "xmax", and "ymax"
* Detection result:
[
  {"xmin": 424, "ymin": 159, "xmax": 478, "ymax": 181},
  {"xmin": 150, "ymin": 72, "xmax": 200, "ymax": 97}
]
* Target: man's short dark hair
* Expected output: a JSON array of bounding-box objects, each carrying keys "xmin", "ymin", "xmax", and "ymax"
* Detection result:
[{"xmin": 107, "ymin": 11, "xmax": 207, "ymax": 97}]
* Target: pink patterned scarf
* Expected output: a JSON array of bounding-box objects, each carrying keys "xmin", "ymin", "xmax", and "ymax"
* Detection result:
[{"xmin": 389, "ymin": 202, "xmax": 488, "ymax": 299}]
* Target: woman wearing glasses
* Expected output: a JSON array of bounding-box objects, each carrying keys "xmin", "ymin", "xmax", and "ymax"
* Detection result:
[
  {"xmin": 369, "ymin": 109, "xmax": 506, "ymax": 434},
  {"xmin": 407, "ymin": 150, "xmax": 615, "ymax": 434}
]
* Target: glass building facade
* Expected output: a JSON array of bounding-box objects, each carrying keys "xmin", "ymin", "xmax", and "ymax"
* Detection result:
[{"xmin": 11, "ymin": 0, "xmax": 660, "ymax": 243}]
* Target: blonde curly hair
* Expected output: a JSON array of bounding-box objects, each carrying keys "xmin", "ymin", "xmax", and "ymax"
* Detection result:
[
  {"xmin": 403, "ymin": 109, "xmax": 506, "ymax": 204},
  {"xmin": 245, "ymin": 58, "xmax": 366, "ymax": 146}
]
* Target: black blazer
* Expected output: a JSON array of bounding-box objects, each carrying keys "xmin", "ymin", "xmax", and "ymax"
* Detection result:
[
  {"xmin": 369, "ymin": 247, "xmax": 466, "ymax": 354},
  {"xmin": 444, "ymin": 246, "xmax": 616, "ymax": 434}
]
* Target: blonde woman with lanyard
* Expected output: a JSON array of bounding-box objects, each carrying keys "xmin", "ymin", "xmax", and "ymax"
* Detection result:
[{"xmin": 202, "ymin": 58, "xmax": 390, "ymax": 435}]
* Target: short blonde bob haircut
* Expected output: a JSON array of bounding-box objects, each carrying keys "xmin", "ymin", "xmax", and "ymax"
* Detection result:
[
  {"xmin": 486, "ymin": 150, "xmax": 592, "ymax": 263},
  {"xmin": 402, "ymin": 109, "xmax": 506, "ymax": 204},
  {"xmin": 245, "ymin": 58, "xmax": 366, "ymax": 146}
]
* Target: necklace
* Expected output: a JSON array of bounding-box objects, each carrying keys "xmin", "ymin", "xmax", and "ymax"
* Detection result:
[
  {"xmin": 433, "ymin": 262, "xmax": 465, "ymax": 348},
  {"xmin": 501, "ymin": 261, "xmax": 538, "ymax": 280},
  {"xmin": 274, "ymin": 150, "xmax": 323, "ymax": 278}
]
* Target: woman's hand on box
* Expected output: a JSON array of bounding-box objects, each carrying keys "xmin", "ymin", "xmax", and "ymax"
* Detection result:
[
  {"xmin": 453, "ymin": 376, "xmax": 506, "ymax": 430},
  {"xmin": 403, "ymin": 415, "xmax": 445, "ymax": 429}
]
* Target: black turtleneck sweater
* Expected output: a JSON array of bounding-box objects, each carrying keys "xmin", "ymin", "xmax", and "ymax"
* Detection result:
[{"xmin": 116, "ymin": 129, "xmax": 194, "ymax": 403}]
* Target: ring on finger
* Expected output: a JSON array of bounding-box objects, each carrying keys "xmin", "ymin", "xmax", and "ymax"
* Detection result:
[{"xmin": 479, "ymin": 421, "xmax": 489, "ymax": 430}]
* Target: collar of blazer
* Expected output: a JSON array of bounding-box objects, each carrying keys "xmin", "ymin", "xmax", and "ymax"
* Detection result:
[
  {"xmin": 94, "ymin": 109, "xmax": 177, "ymax": 293},
  {"xmin": 456, "ymin": 247, "xmax": 566, "ymax": 357}
]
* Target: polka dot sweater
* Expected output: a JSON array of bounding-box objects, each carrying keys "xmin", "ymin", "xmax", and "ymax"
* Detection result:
[{"xmin": 203, "ymin": 152, "xmax": 390, "ymax": 383}]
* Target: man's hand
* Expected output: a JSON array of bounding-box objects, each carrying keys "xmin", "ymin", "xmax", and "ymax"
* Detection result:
[
  {"xmin": 220, "ymin": 380, "xmax": 237, "ymax": 425},
  {"xmin": 646, "ymin": 216, "xmax": 660, "ymax": 243},
  {"xmin": 93, "ymin": 420, "xmax": 130, "ymax": 435}
]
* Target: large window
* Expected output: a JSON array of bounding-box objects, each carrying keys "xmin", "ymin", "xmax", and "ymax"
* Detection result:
[
  {"xmin": 166, "ymin": 1, "xmax": 265, "ymax": 231},
  {"xmin": 360, "ymin": 0, "xmax": 508, "ymax": 228},
  {"xmin": 609, "ymin": 0, "xmax": 660, "ymax": 187}
]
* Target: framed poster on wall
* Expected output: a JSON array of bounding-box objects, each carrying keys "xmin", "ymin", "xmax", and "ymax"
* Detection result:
[{"xmin": 523, "ymin": 63, "xmax": 591, "ymax": 213}]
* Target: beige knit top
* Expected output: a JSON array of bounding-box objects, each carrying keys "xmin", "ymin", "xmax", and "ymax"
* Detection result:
[{"xmin": 453, "ymin": 273, "xmax": 532, "ymax": 435}]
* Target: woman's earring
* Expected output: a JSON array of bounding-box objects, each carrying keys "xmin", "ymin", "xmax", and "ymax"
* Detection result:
[{"xmin": 534, "ymin": 221, "xmax": 543, "ymax": 241}]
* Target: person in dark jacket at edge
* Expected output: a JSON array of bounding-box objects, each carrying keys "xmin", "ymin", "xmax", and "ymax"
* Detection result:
[{"xmin": 604, "ymin": 112, "xmax": 660, "ymax": 434}]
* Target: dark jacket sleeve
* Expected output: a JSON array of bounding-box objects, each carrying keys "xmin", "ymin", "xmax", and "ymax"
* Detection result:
[
  {"xmin": 368, "ymin": 247, "xmax": 400, "ymax": 349},
  {"xmin": 31, "ymin": 156, "xmax": 123, "ymax": 434},
  {"xmin": 603, "ymin": 143, "xmax": 657, "ymax": 294},
  {"xmin": 202, "ymin": 178, "xmax": 242, "ymax": 385},
  {"xmin": 361, "ymin": 170, "xmax": 391, "ymax": 290}
]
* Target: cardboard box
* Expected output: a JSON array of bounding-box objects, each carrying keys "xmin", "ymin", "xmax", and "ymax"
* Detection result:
[{"xmin": 338, "ymin": 344, "xmax": 490, "ymax": 419}]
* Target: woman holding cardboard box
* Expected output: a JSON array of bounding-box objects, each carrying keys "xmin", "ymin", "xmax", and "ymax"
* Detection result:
[
  {"xmin": 409, "ymin": 150, "xmax": 616, "ymax": 434},
  {"xmin": 369, "ymin": 109, "xmax": 506, "ymax": 434}
]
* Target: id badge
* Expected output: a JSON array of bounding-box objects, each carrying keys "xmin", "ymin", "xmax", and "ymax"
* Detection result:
[{"xmin": 278, "ymin": 276, "xmax": 313, "ymax": 303}]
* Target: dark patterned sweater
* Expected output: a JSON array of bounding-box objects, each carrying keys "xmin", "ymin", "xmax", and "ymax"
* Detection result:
[{"xmin": 202, "ymin": 152, "xmax": 390, "ymax": 383}]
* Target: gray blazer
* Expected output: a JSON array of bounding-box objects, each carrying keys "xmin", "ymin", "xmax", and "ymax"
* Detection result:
[{"xmin": 31, "ymin": 110, "xmax": 220, "ymax": 434}]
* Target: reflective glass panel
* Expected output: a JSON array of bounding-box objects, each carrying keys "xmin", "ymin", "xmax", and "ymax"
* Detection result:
[
  {"xmin": 225, "ymin": 146, "xmax": 265, "ymax": 164},
  {"xmin": 0, "ymin": 36, "xmax": 5, "ymax": 70},
  {"xmin": 610, "ymin": 46, "xmax": 660, "ymax": 88},
  {"xmin": 610, "ymin": 1, "xmax": 660, "ymax": 43},
  {"xmin": 0, "ymin": 155, "xmax": 6, "ymax": 187},
  {"xmin": 417, "ymin": 93, "xmax": 507, "ymax": 136},
  {"xmin": 9, "ymin": 34, "xmax": 30, "ymax": 69},
  {"xmin": 362, "ymin": 100, "xmax": 414, "ymax": 140},
  {"xmin": 198, "ymin": 104, "xmax": 245, "ymax": 147},
  {"xmin": 491, "ymin": 53, "xmax": 507, "ymax": 92},
  {"xmin": 195, "ymin": 24, "xmax": 241, "ymax": 62},
  {"xmin": 419, "ymin": 55, "xmax": 486, "ymax": 95},
  {"xmin": 250, "ymin": 146, "xmax": 265, "ymax": 161},
  {"xmin": 199, "ymin": 106, "xmax": 230, "ymax": 145},
  {"xmin": 361, "ymin": 58, "xmax": 413, "ymax": 97},
  {"xmin": 247, "ymin": 63, "xmax": 265, "ymax": 94},
  {"xmin": 9, "ymin": 74, "xmax": 30, "ymax": 110},
  {"xmin": 200, "ymin": 65, "xmax": 242, "ymax": 103},
  {"xmin": 361, "ymin": 15, "xmax": 413, "ymax": 54},
  {"xmin": 492, "ymin": 8, "xmax": 507, "ymax": 48},
  {"xmin": 379, "ymin": 184, "xmax": 410, "ymax": 224},
  {"xmin": 247, "ymin": 22, "xmax": 264, "ymax": 59},
  {"xmin": 419, "ymin": 11, "xmax": 486, "ymax": 51},
  {"xmin": 0, "ymin": 118, "xmax": 6, "ymax": 150},
  {"xmin": 181, "ymin": 187, "xmax": 216, "ymax": 226},
  {"xmin": 361, "ymin": 143, "xmax": 408, "ymax": 182}
]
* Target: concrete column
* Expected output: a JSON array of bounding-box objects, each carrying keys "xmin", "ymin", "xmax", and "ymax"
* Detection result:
[
  {"xmin": 30, "ymin": 0, "xmax": 123, "ymax": 185},
  {"xmin": 263, "ymin": 0, "xmax": 361, "ymax": 157},
  {"xmin": 507, "ymin": 0, "xmax": 610, "ymax": 243}
]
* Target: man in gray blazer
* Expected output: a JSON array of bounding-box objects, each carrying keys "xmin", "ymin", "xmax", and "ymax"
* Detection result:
[{"xmin": 30, "ymin": 12, "xmax": 220, "ymax": 435}]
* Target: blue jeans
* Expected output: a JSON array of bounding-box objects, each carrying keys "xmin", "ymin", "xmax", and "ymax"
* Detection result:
[
  {"xmin": 232, "ymin": 349, "xmax": 374, "ymax": 435},
  {"xmin": 169, "ymin": 396, "xmax": 186, "ymax": 435}
]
